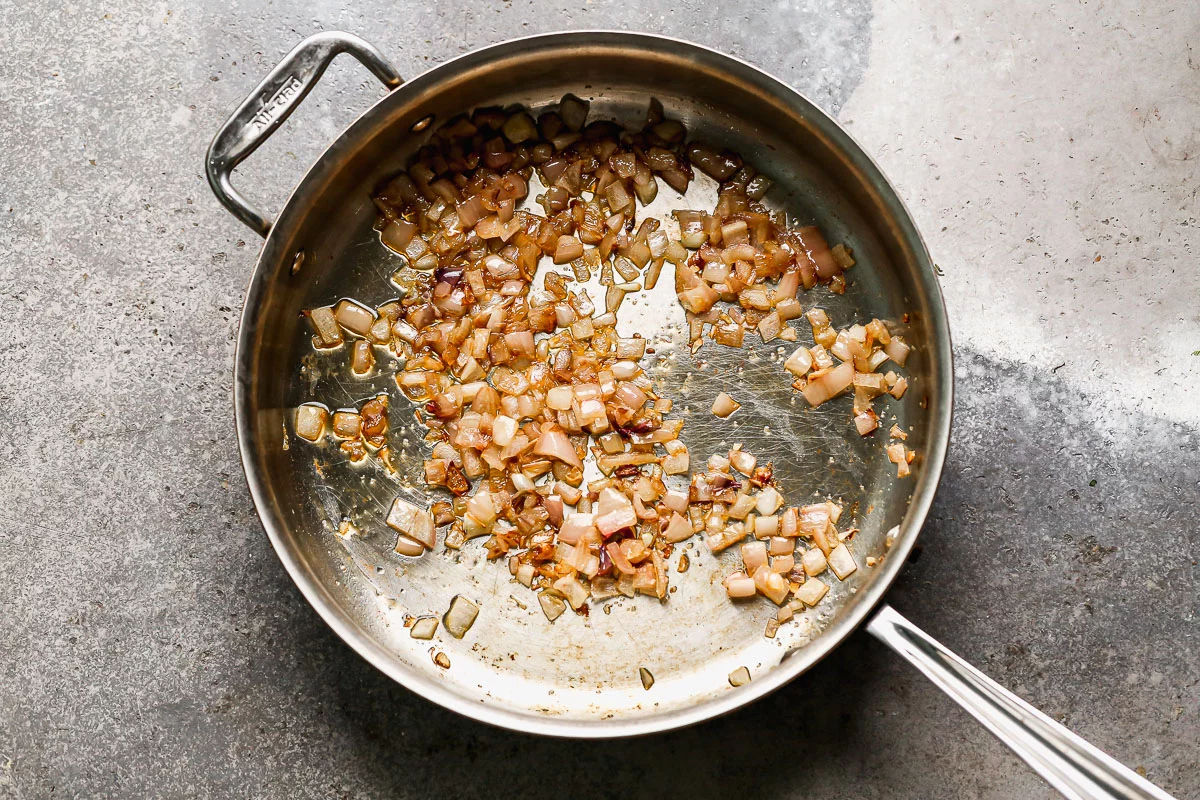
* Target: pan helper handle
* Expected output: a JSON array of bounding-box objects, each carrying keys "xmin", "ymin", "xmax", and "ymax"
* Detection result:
[
  {"xmin": 868, "ymin": 605, "xmax": 1176, "ymax": 800},
  {"xmin": 205, "ymin": 31, "xmax": 402, "ymax": 236}
]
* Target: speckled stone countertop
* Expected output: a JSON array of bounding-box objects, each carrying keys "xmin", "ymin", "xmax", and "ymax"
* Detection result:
[{"xmin": 1, "ymin": 1, "xmax": 1196, "ymax": 798}]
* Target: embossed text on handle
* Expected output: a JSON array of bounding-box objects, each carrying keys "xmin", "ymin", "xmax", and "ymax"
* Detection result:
[{"xmin": 252, "ymin": 76, "xmax": 304, "ymax": 131}]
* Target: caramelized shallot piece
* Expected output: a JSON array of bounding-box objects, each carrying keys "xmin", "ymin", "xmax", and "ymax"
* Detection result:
[{"xmin": 711, "ymin": 392, "xmax": 741, "ymax": 418}]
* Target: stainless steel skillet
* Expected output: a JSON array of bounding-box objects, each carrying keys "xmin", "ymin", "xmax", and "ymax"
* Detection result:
[{"xmin": 206, "ymin": 30, "xmax": 1174, "ymax": 799}]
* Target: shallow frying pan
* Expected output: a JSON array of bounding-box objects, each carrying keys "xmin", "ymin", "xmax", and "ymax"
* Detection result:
[{"xmin": 206, "ymin": 31, "xmax": 1173, "ymax": 799}]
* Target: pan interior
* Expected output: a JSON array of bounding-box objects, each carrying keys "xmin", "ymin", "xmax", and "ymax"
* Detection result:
[{"xmin": 239, "ymin": 36, "xmax": 944, "ymax": 732}]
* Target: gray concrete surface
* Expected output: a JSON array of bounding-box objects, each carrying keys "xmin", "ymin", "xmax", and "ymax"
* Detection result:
[{"xmin": 1, "ymin": 0, "xmax": 1197, "ymax": 798}]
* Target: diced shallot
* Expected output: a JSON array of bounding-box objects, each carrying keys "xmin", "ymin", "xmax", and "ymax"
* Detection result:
[
  {"xmin": 711, "ymin": 392, "xmax": 741, "ymax": 418},
  {"xmin": 784, "ymin": 347, "xmax": 813, "ymax": 377},
  {"xmin": 724, "ymin": 574, "xmax": 756, "ymax": 599},
  {"xmin": 443, "ymin": 595, "xmax": 480, "ymax": 638},
  {"xmin": 795, "ymin": 577, "xmax": 829, "ymax": 606},
  {"xmin": 557, "ymin": 513, "xmax": 595, "ymax": 546},
  {"xmin": 386, "ymin": 497, "xmax": 436, "ymax": 549},
  {"xmin": 800, "ymin": 361, "xmax": 854, "ymax": 407},
  {"xmin": 827, "ymin": 543, "xmax": 858, "ymax": 579},
  {"xmin": 294, "ymin": 404, "xmax": 328, "ymax": 442},
  {"xmin": 752, "ymin": 565, "xmax": 790, "ymax": 604},
  {"xmin": 884, "ymin": 336, "xmax": 910, "ymax": 367},
  {"xmin": 663, "ymin": 512, "xmax": 693, "ymax": 543},
  {"xmin": 741, "ymin": 541, "xmax": 768, "ymax": 574},
  {"xmin": 534, "ymin": 428, "xmax": 582, "ymax": 468},
  {"xmin": 801, "ymin": 547, "xmax": 828, "ymax": 576}
]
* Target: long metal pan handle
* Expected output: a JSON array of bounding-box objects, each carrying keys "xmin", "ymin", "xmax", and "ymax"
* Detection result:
[
  {"xmin": 205, "ymin": 31, "xmax": 403, "ymax": 237},
  {"xmin": 868, "ymin": 604, "xmax": 1175, "ymax": 799}
]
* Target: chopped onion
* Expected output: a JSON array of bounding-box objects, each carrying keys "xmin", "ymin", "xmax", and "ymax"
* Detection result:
[
  {"xmin": 307, "ymin": 306, "xmax": 342, "ymax": 347},
  {"xmin": 295, "ymin": 404, "xmax": 328, "ymax": 442},
  {"xmin": 558, "ymin": 93, "xmax": 589, "ymax": 130},
  {"xmin": 546, "ymin": 385, "xmax": 575, "ymax": 411},
  {"xmin": 595, "ymin": 487, "xmax": 627, "ymax": 516},
  {"xmin": 801, "ymin": 547, "xmax": 827, "ymax": 576},
  {"xmin": 333, "ymin": 299, "xmax": 376, "ymax": 338},
  {"xmin": 576, "ymin": 397, "xmax": 606, "ymax": 426},
  {"xmin": 350, "ymin": 340, "xmax": 375, "ymax": 375},
  {"xmin": 663, "ymin": 512, "xmax": 693, "ymax": 543},
  {"xmin": 827, "ymin": 543, "xmax": 858, "ymax": 579},
  {"xmin": 553, "ymin": 235, "xmax": 584, "ymax": 264},
  {"xmin": 444, "ymin": 597, "xmax": 480, "ymax": 642},
  {"xmin": 596, "ymin": 504, "xmax": 637, "ymax": 537},
  {"xmin": 724, "ymin": 574, "xmax": 756, "ymax": 599},
  {"xmin": 611, "ymin": 360, "xmax": 642, "ymax": 381},
  {"xmin": 502, "ymin": 111, "xmax": 537, "ymax": 143},
  {"xmin": 331, "ymin": 410, "xmax": 361, "ymax": 439},
  {"xmin": 557, "ymin": 513, "xmax": 595, "ymax": 546},
  {"xmin": 888, "ymin": 442, "xmax": 913, "ymax": 478},
  {"xmin": 884, "ymin": 336, "xmax": 910, "ymax": 367},
  {"xmin": 809, "ymin": 344, "xmax": 834, "ymax": 370},
  {"xmin": 728, "ymin": 666, "xmax": 752, "ymax": 686},
  {"xmin": 614, "ymin": 383, "xmax": 647, "ymax": 410},
  {"xmin": 539, "ymin": 592, "xmax": 567, "ymax": 621},
  {"xmin": 795, "ymin": 577, "xmax": 829, "ymax": 606},
  {"xmin": 728, "ymin": 493, "xmax": 756, "ymax": 520},
  {"xmin": 387, "ymin": 497, "xmax": 436, "ymax": 550},
  {"xmin": 757, "ymin": 311, "xmax": 782, "ymax": 343},
  {"xmin": 661, "ymin": 441, "xmax": 689, "ymax": 475},
  {"xmin": 706, "ymin": 526, "xmax": 747, "ymax": 553},
  {"xmin": 784, "ymin": 346, "xmax": 813, "ymax": 377},
  {"xmin": 702, "ymin": 261, "xmax": 731, "ymax": 283},
  {"xmin": 776, "ymin": 298, "xmax": 803, "ymax": 321},
  {"xmin": 534, "ymin": 428, "xmax": 582, "ymax": 468},
  {"xmin": 755, "ymin": 487, "xmax": 783, "ymax": 515},
  {"xmin": 393, "ymin": 534, "xmax": 425, "ymax": 557},
  {"xmin": 492, "ymin": 415, "xmax": 518, "ymax": 447},
  {"xmin": 854, "ymin": 409, "xmax": 879, "ymax": 436},
  {"xmin": 504, "ymin": 330, "xmax": 535, "ymax": 357},
  {"xmin": 753, "ymin": 515, "xmax": 778, "ymax": 538},
  {"xmin": 678, "ymin": 282, "xmax": 719, "ymax": 314},
  {"xmin": 741, "ymin": 541, "xmax": 768, "ymax": 574},
  {"xmin": 554, "ymin": 575, "xmax": 590, "ymax": 609},
  {"xmin": 800, "ymin": 361, "xmax": 854, "ymax": 408},
  {"xmin": 768, "ymin": 536, "xmax": 792, "ymax": 556},
  {"xmin": 854, "ymin": 371, "xmax": 888, "ymax": 395},
  {"xmin": 729, "ymin": 448, "xmax": 756, "ymax": 476},
  {"xmin": 779, "ymin": 506, "xmax": 799, "ymax": 537},
  {"xmin": 751, "ymin": 565, "xmax": 789, "ymax": 604},
  {"xmin": 467, "ymin": 491, "xmax": 497, "ymax": 526},
  {"xmin": 409, "ymin": 616, "xmax": 438, "ymax": 640},
  {"xmin": 662, "ymin": 489, "xmax": 689, "ymax": 514},
  {"xmin": 554, "ymin": 481, "xmax": 583, "ymax": 505},
  {"xmin": 381, "ymin": 219, "xmax": 418, "ymax": 253},
  {"xmin": 391, "ymin": 319, "xmax": 418, "ymax": 343},
  {"xmin": 711, "ymin": 392, "xmax": 741, "ymax": 418}
]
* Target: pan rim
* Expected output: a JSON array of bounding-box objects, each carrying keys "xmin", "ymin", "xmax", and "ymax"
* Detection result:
[{"xmin": 231, "ymin": 29, "xmax": 953, "ymax": 738}]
